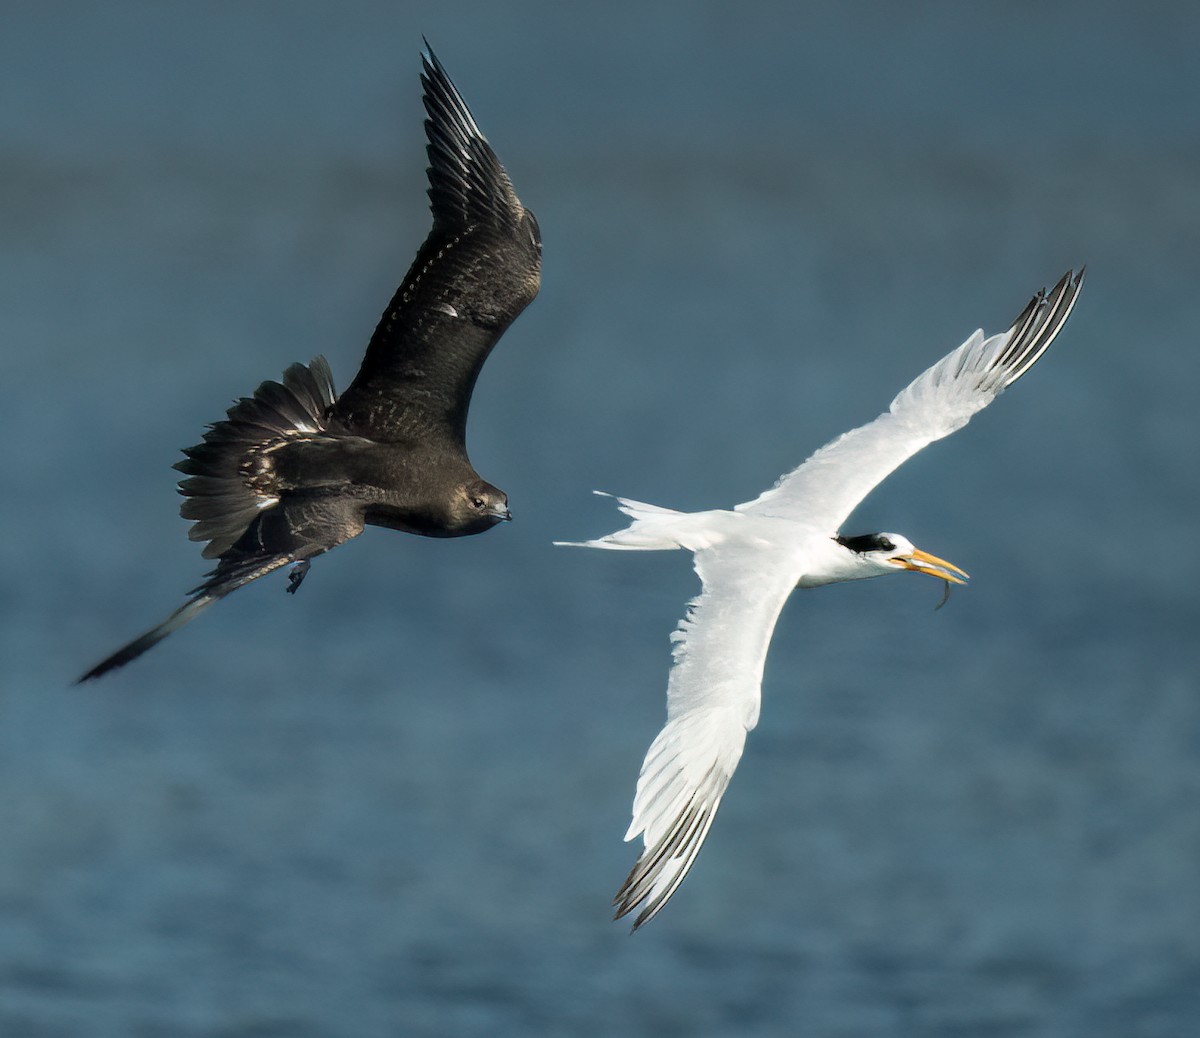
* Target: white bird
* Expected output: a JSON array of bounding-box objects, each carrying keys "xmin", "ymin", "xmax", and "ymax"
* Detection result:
[{"xmin": 558, "ymin": 269, "xmax": 1084, "ymax": 930}]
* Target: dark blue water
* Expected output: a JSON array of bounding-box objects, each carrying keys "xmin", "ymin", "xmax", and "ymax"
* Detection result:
[{"xmin": 3, "ymin": 3, "xmax": 1198, "ymax": 1035}]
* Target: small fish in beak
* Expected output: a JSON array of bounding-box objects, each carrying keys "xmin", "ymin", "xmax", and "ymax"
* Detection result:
[{"xmin": 890, "ymin": 547, "xmax": 970, "ymax": 585}]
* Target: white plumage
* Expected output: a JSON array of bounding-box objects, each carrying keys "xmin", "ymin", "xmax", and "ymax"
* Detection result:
[{"xmin": 558, "ymin": 269, "xmax": 1084, "ymax": 930}]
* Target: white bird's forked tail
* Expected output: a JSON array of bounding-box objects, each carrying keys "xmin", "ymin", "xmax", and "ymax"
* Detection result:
[{"xmin": 549, "ymin": 492, "xmax": 691, "ymax": 552}]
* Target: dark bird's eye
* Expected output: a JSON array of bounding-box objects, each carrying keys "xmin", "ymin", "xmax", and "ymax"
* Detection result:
[
  {"xmin": 525, "ymin": 212, "xmax": 542, "ymax": 254},
  {"xmin": 472, "ymin": 497, "xmax": 485, "ymax": 510}
]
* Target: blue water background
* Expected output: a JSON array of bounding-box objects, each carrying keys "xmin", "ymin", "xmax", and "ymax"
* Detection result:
[{"xmin": 2, "ymin": 3, "xmax": 1198, "ymax": 1035}]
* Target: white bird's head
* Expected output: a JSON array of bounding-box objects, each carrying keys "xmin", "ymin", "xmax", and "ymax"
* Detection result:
[{"xmin": 833, "ymin": 532, "xmax": 970, "ymax": 586}]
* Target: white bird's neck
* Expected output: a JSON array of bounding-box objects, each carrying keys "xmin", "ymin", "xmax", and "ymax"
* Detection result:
[{"xmin": 796, "ymin": 538, "xmax": 892, "ymax": 588}]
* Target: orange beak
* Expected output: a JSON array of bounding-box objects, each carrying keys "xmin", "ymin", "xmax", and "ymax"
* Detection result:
[{"xmin": 889, "ymin": 547, "xmax": 970, "ymax": 585}]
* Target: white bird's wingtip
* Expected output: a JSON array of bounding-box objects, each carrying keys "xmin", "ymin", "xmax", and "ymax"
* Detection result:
[{"xmin": 992, "ymin": 266, "xmax": 1085, "ymax": 389}]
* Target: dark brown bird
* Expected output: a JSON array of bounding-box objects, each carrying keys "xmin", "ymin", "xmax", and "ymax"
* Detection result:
[{"xmin": 78, "ymin": 45, "xmax": 540, "ymax": 682}]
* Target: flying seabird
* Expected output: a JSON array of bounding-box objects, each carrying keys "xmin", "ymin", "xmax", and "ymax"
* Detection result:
[
  {"xmin": 558, "ymin": 269, "xmax": 1084, "ymax": 929},
  {"xmin": 78, "ymin": 45, "xmax": 541, "ymax": 682}
]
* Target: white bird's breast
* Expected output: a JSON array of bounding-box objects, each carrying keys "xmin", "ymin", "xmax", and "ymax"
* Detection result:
[{"xmin": 792, "ymin": 534, "xmax": 865, "ymax": 588}]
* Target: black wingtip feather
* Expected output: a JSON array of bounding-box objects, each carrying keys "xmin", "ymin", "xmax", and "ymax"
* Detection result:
[
  {"xmin": 419, "ymin": 44, "xmax": 522, "ymax": 230},
  {"xmin": 994, "ymin": 268, "xmax": 1085, "ymax": 389},
  {"xmin": 612, "ymin": 765, "xmax": 725, "ymax": 932}
]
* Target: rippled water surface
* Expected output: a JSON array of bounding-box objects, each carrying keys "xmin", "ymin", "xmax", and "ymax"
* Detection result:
[{"xmin": 3, "ymin": 4, "xmax": 1199, "ymax": 1035}]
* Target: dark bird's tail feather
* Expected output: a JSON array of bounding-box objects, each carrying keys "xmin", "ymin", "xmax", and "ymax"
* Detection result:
[
  {"xmin": 76, "ymin": 552, "xmax": 299, "ymax": 683},
  {"xmin": 76, "ymin": 595, "xmax": 218, "ymax": 683},
  {"xmin": 77, "ymin": 357, "xmax": 337, "ymax": 683},
  {"xmin": 175, "ymin": 357, "xmax": 336, "ymax": 559}
]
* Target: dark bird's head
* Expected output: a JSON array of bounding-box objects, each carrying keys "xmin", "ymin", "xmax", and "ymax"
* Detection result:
[
  {"xmin": 452, "ymin": 478, "xmax": 512, "ymax": 533},
  {"xmin": 834, "ymin": 532, "xmax": 970, "ymax": 585}
]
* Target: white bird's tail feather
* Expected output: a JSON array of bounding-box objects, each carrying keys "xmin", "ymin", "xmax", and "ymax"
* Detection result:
[
  {"xmin": 554, "ymin": 493, "xmax": 683, "ymax": 550},
  {"xmin": 555, "ymin": 492, "xmax": 736, "ymax": 552}
]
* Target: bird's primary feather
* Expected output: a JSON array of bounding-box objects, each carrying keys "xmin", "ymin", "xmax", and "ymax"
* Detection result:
[{"xmin": 331, "ymin": 47, "xmax": 542, "ymax": 446}]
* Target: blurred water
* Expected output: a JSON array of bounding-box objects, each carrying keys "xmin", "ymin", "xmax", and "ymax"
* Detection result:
[{"xmin": 2, "ymin": 3, "xmax": 1199, "ymax": 1036}]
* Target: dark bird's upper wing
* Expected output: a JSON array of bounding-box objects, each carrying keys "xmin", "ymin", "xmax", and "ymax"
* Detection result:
[{"xmin": 332, "ymin": 45, "xmax": 541, "ymax": 447}]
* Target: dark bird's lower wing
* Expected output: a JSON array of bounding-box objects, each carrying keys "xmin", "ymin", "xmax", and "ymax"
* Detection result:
[{"xmin": 332, "ymin": 45, "xmax": 541, "ymax": 447}]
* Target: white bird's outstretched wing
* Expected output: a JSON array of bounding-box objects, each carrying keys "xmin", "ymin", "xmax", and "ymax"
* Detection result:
[
  {"xmin": 614, "ymin": 543, "xmax": 800, "ymax": 930},
  {"xmin": 737, "ymin": 269, "xmax": 1084, "ymax": 531}
]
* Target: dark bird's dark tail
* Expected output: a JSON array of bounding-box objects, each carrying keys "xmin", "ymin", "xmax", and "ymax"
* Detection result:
[
  {"xmin": 76, "ymin": 553, "xmax": 299, "ymax": 683},
  {"xmin": 77, "ymin": 357, "xmax": 338, "ymax": 683},
  {"xmin": 76, "ymin": 595, "xmax": 218, "ymax": 683}
]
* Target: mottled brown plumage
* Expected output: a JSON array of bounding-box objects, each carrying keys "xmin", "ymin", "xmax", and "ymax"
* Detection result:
[{"xmin": 79, "ymin": 45, "xmax": 540, "ymax": 682}]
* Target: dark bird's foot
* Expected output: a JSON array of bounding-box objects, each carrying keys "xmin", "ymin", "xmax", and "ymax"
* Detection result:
[{"xmin": 286, "ymin": 560, "xmax": 311, "ymax": 594}]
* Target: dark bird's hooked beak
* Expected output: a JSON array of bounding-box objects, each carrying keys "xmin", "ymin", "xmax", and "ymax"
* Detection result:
[
  {"xmin": 490, "ymin": 505, "xmax": 513, "ymax": 522},
  {"xmin": 889, "ymin": 547, "xmax": 970, "ymax": 585}
]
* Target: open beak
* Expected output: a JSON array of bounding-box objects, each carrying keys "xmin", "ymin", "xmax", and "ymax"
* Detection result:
[{"xmin": 890, "ymin": 547, "xmax": 969, "ymax": 585}]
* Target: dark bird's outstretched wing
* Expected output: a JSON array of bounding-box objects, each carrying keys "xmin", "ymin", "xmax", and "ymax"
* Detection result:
[{"xmin": 332, "ymin": 45, "xmax": 541, "ymax": 447}]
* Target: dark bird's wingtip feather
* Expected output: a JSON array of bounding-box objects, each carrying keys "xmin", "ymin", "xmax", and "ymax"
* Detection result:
[
  {"xmin": 420, "ymin": 38, "xmax": 443, "ymax": 78},
  {"xmin": 418, "ymin": 43, "xmax": 526, "ymax": 231}
]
